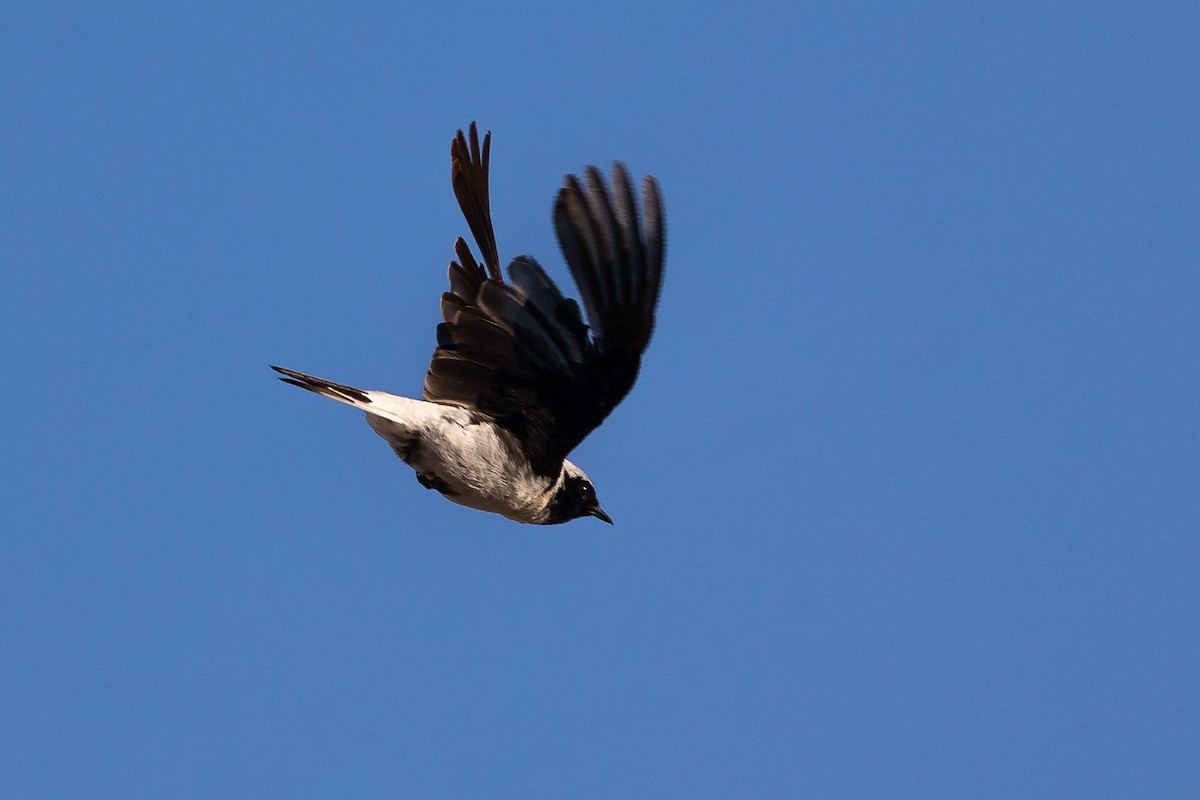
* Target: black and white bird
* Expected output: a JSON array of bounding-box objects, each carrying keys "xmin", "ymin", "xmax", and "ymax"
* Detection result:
[{"xmin": 272, "ymin": 123, "xmax": 665, "ymax": 524}]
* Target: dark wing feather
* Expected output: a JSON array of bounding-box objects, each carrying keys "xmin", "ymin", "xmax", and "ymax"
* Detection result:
[
  {"xmin": 451, "ymin": 122, "xmax": 501, "ymax": 280},
  {"xmin": 424, "ymin": 124, "xmax": 665, "ymax": 476},
  {"xmin": 557, "ymin": 163, "xmax": 664, "ymax": 363}
]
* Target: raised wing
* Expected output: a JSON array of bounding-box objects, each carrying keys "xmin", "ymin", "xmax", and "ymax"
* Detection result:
[{"xmin": 423, "ymin": 123, "xmax": 665, "ymax": 477}]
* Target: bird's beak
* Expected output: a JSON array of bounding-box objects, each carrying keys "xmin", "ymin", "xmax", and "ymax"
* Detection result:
[{"xmin": 592, "ymin": 506, "xmax": 614, "ymax": 525}]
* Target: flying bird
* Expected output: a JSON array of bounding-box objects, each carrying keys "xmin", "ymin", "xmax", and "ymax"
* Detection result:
[{"xmin": 272, "ymin": 123, "xmax": 665, "ymax": 524}]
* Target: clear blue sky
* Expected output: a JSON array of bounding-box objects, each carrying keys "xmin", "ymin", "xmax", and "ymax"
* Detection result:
[{"xmin": 2, "ymin": 2, "xmax": 1197, "ymax": 797}]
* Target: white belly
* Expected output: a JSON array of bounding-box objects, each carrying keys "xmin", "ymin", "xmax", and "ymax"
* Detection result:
[{"xmin": 361, "ymin": 393, "xmax": 555, "ymax": 522}]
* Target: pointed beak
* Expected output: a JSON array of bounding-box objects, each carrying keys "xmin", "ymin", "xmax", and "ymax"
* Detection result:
[{"xmin": 591, "ymin": 506, "xmax": 614, "ymax": 525}]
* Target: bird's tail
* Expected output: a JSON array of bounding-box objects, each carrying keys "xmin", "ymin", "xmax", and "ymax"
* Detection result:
[{"xmin": 270, "ymin": 365, "xmax": 374, "ymax": 409}]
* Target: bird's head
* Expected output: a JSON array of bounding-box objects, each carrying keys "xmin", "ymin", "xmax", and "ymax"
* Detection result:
[{"xmin": 542, "ymin": 461, "xmax": 613, "ymax": 525}]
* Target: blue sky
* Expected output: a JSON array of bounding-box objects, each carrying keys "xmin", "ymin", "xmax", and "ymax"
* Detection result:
[{"xmin": 2, "ymin": 2, "xmax": 1197, "ymax": 797}]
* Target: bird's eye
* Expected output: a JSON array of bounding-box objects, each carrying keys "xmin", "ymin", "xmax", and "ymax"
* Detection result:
[{"xmin": 580, "ymin": 483, "xmax": 594, "ymax": 501}]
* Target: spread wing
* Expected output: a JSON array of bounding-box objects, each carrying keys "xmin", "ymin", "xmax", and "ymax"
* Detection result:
[{"xmin": 423, "ymin": 123, "xmax": 665, "ymax": 477}]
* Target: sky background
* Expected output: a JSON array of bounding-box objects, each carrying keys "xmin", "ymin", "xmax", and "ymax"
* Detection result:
[{"xmin": 2, "ymin": 2, "xmax": 1198, "ymax": 797}]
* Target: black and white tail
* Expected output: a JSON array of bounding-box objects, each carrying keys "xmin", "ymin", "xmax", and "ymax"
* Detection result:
[{"xmin": 270, "ymin": 366, "xmax": 372, "ymax": 408}]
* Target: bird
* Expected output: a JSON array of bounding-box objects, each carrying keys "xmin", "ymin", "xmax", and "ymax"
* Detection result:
[{"xmin": 271, "ymin": 123, "xmax": 665, "ymax": 524}]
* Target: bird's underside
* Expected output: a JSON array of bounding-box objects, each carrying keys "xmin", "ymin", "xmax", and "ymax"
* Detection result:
[
  {"xmin": 271, "ymin": 364, "xmax": 571, "ymax": 523},
  {"xmin": 273, "ymin": 122, "xmax": 664, "ymax": 524}
]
